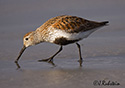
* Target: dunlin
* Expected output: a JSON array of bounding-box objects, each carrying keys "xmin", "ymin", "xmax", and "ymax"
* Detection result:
[{"xmin": 15, "ymin": 15, "xmax": 108, "ymax": 68}]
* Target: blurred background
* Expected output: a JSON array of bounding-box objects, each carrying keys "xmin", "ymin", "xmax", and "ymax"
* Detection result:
[{"xmin": 0, "ymin": 0, "xmax": 125, "ymax": 61}]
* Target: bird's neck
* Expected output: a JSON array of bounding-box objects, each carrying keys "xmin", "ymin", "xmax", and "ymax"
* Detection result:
[{"xmin": 34, "ymin": 30, "xmax": 45, "ymax": 44}]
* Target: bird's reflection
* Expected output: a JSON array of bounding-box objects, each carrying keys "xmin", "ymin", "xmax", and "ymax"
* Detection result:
[
  {"xmin": 15, "ymin": 58, "xmax": 83, "ymax": 69},
  {"xmin": 15, "ymin": 60, "xmax": 56, "ymax": 69}
]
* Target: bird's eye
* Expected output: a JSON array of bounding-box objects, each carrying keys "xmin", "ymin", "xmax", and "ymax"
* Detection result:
[{"xmin": 25, "ymin": 38, "xmax": 29, "ymax": 40}]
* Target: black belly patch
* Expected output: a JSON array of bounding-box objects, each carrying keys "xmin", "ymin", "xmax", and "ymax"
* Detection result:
[{"xmin": 54, "ymin": 37, "xmax": 80, "ymax": 45}]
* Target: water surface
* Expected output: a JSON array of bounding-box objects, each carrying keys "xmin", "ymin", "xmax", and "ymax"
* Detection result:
[{"xmin": 0, "ymin": 0, "xmax": 125, "ymax": 88}]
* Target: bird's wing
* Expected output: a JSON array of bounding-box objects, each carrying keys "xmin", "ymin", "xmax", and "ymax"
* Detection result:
[{"xmin": 52, "ymin": 15, "xmax": 108, "ymax": 33}]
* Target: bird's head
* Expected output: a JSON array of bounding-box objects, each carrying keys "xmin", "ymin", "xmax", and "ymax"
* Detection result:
[
  {"xmin": 15, "ymin": 31, "xmax": 41, "ymax": 64},
  {"xmin": 23, "ymin": 31, "xmax": 36, "ymax": 48}
]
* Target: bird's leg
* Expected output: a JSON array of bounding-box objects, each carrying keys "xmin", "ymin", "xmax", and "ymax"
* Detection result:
[
  {"xmin": 15, "ymin": 61, "xmax": 21, "ymax": 69},
  {"xmin": 38, "ymin": 46, "xmax": 63, "ymax": 63},
  {"xmin": 76, "ymin": 43, "xmax": 83, "ymax": 67}
]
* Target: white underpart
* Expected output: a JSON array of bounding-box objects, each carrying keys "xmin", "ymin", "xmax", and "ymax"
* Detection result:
[{"xmin": 47, "ymin": 26, "xmax": 98, "ymax": 43}]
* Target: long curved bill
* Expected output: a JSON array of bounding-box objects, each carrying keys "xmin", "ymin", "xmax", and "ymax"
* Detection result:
[{"xmin": 15, "ymin": 45, "xmax": 26, "ymax": 63}]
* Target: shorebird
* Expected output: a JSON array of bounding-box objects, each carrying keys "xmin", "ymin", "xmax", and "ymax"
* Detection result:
[{"xmin": 15, "ymin": 15, "xmax": 108, "ymax": 68}]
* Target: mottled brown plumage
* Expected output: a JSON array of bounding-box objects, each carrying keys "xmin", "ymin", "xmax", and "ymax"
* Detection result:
[
  {"xmin": 38, "ymin": 15, "xmax": 108, "ymax": 33},
  {"xmin": 15, "ymin": 15, "xmax": 109, "ymax": 68}
]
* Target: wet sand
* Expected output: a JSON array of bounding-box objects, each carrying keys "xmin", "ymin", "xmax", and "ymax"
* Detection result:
[
  {"xmin": 0, "ymin": 0, "xmax": 125, "ymax": 88},
  {"xmin": 0, "ymin": 57, "xmax": 125, "ymax": 88}
]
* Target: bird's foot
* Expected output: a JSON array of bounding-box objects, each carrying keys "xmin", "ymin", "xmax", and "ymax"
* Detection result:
[
  {"xmin": 38, "ymin": 58, "xmax": 56, "ymax": 66},
  {"xmin": 14, "ymin": 61, "xmax": 21, "ymax": 69},
  {"xmin": 78, "ymin": 59, "xmax": 83, "ymax": 67},
  {"xmin": 38, "ymin": 58, "xmax": 53, "ymax": 62}
]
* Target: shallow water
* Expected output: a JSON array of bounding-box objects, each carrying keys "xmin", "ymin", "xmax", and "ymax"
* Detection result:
[
  {"xmin": 0, "ymin": 0, "xmax": 125, "ymax": 88},
  {"xmin": 0, "ymin": 56, "xmax": 125, "ymax": 88}
]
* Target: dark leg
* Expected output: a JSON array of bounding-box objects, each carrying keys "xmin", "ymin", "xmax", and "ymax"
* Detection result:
[
  {"xmin": 15, "ymin": 61, "xmax": 21, "ymax": 69},
  {"xmin": 38, "ymin": 46, "xmax": 63, "ymax": 62},
  {"xmin": 76, "ymin": 43, "xmax": 83, "ymax": 67}
]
